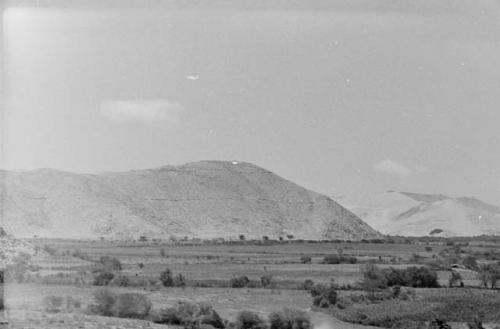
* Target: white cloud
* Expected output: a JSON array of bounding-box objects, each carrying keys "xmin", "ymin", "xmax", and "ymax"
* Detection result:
[
  {"xmin": 100, "ymin": 99, "xmax": 183, "ymax": 124},
  {"xmin": 373, "ymin": 159, "xmax": 413, "ymax": 177}
]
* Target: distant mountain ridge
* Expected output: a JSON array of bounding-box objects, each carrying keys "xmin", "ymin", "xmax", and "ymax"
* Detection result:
[
  {"xmin": 342, "ymin": 191, "xmax": 500, "ymax": 237},
  {"xmin": 0, "ymin": 161, "xmax": 380, "ymax": 240}
]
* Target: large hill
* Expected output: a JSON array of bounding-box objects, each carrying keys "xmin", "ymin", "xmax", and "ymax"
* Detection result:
[
  {"xmin": 0, "ymin": 161, "xmax": 379, "ymax": 240},
  {"xmin": 341, "ymin": 191, "xmax": 500, "ymax": 237}
]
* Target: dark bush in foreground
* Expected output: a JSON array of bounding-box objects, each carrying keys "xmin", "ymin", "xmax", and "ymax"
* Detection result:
[
  {"xmin": 89, "ymin": 289, "xmax": 152, "ymax": 319},
  {"xmin": 230, "ymin": 276, "xmax": 251, "ymax": 288},
  {"xmin": 151, "ymin": 302, "xmax": 224, "ymax": 329},
  {"xmin": 310, "ymin": 283, "xmax": 337, "ymax": 308},
  {"xmin": 235, "ymin": 311, "xmax": 267, "ymax": 329},
  {"xmin": 384, "ymin": 266, "xmax": 439, "ymax": 288},
  {"xmin": 269, "ymin": 308, "xmax": 311, "ymax": 329},
  {"xmin": 113, "ymin": 292, "xmax": 152, "ymax": 319},
  {"xmin": 90, "ymin": 289, "xmax": 117, "ymax": 316},
  {"xmin": 93, "ymin": 271, "xmax": 115, "ymax": 286}
]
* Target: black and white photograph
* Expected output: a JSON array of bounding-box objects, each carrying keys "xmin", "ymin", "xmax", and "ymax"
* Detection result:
[{"xmin": 1, "ymin": 1, "xmax": 500, "ymax": 328}]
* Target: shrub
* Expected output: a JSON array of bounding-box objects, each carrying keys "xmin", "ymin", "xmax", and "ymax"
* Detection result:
[
  {"xmin": 300, "ymin": 256, "xmax": 312, "ymax": 264},
  {"xmin": 235, "ymin": 311, "xmax": 267, "ymax": 329},
  {"xmin": 43, "ymin": 295, "xmax": 64, "ymax": 313},
  {"xmin": 174, "ymin": 273, "xmax": 187, "ymax": 287},
  {"xmin": 323, "ymin": 255, "xmax": 357, "ymax": 264},
  {"xmin": 160, "ymin": 268, "xmax": 174, "ymax": 287},
  {"xmin": 112, "ymin": 292, "xmax": 152, "ymax": 319},
  {"xmin": 310, "ymin": 284, "xmax": 337, "ymax": 308},
  {"xmin": 230, "ymin": 276, "xmax": 250, "ymax": 288},
  {"xmin": 360, "ymin": 263, "xmax": 388, "ymax": 292},
  {"xmin": 448, "ymin": 271, "xmax": 463, "ymax": 287},
  {"xmin": 93, "ymin": 271, "xmax": 115, "ymax": 286},
  {"xmin": 302, "ymin": 279, "xmax": 314, "ymax": 291},
  {"xmin": 90, "ymin": 289, "xmax": 117, "ymax": 316},
  {"xmin": 268, "ymin": 308, "xmax": 311, "ymax": 329},
  {"xmin": 462, "ymin": 255, "xmax": 478, "ymax": 270},
  {"xmin": 112, "ymin": 275, "xmax": 131, "ymax": 287},
  {"xmin": 323, "ymin": 255, "xmax": 340, "ymax": 264},
  {"xmin": 260, "ymin": 274, "xmax": 274, "ymax": 288},
  {"xmin": 151, "ymin": 302, "xmax": 224, "ymax": 329},
  {"xmin": 95, "ymin": 256, "xmax": 122, "ymax": 272},
  {"xmin": 402, "ymin": 266, "xmax": 439, "ymax": 288},
  {"xmin": 382, "ymin": 266, "xmax": 439, "ymax": 288}
]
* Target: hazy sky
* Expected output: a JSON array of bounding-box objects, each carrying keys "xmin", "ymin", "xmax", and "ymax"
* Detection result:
[{"xmin": 2, "ymin": 0, "xmax": 500, "ymax": 204}]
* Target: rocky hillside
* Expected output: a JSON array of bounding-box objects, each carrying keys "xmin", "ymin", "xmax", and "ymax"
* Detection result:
[
  {"xmin": 0, "ymin": 161, "xmax": 380, "ymax": 240},
  {"xmin": 0, "ymin": 228, "xmax": 42, "ymax": 268},
  {"xmin": 342, "ymin": 191, "xmax": 500, "ymax": 237}
]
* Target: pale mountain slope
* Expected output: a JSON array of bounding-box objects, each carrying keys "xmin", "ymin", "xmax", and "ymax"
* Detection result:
[
  {"xmin": 342, "ymin": 191, "xmax": 500, "ymax": 237},
  {"xmin": 0, "ymin": 161, "xmax": 380, "ymax": 240}
]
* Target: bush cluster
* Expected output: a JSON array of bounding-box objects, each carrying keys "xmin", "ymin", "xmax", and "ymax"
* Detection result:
[
  {"xmin": 230, "ymin": 276, "xmax": 251, "ymax": 288},
  {"xmin": 89, "ymin": 289, "xmax": 152, "ymax": 319},
  {"xmin": 383, "ymin": 266, "xmax": 440, "ymax": 288},
  {"xmin": 309, "ymin": 283, "xmax": 338, "ymax": 308},
  {"xmin": 151, "ymin": 301, "xmax": 225, "ymax": 329},
  {"xmin": 159, "ymin": 268, "xmax": 187, "ymax": 287},
  {"xmin": 323, "ymin": 255, "xmax": 357, "ymax": 264},
  {"xmin": 234, "ymin": 309, "xmax": 311, "ymax": 329}
]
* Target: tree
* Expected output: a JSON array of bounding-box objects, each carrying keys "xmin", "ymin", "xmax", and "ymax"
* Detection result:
[
  {"xmin": 235, "ymin": 311, "xmax": 267, "ymax": 329},
  {"xmin": 478, "ymin": 264, "xmax": 500, "ymax": 289},
  {"xmin": 160, "ymin": 268, "xmax": 174, "ymax": 287},
  {"xmin": 448, "ymin": 271, "xmax": 463, "ymax": 287},
  {"xmin": 462, "ymin": 255, "xmax": 478, "ymax": 270},
  {"xmin": 360, "ymin": 263, "xmax": 388, "ymax": 294}
]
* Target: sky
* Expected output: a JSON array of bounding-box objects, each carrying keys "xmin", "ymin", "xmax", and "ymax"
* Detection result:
[{"xmin": 2, "ymin": 0, "xmax": 500, "ymax": 204}]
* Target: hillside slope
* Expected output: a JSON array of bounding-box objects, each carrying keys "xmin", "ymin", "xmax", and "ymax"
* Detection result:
[
  {"xmin": 342, "ymin": 191, "xmax": 500, "ymax": 237},
  {"xmin": 0, "ymin": 161, "xmax": 379, "ymax": 240}
]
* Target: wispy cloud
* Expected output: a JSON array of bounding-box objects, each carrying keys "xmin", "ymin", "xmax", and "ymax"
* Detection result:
[
  {"xmin": 373, "ymin": 159, "xmax": 413, "ymax": 177},
  {"xmin": 100, "ymin": 99, "xmax": 183, "ymax": 124}
]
